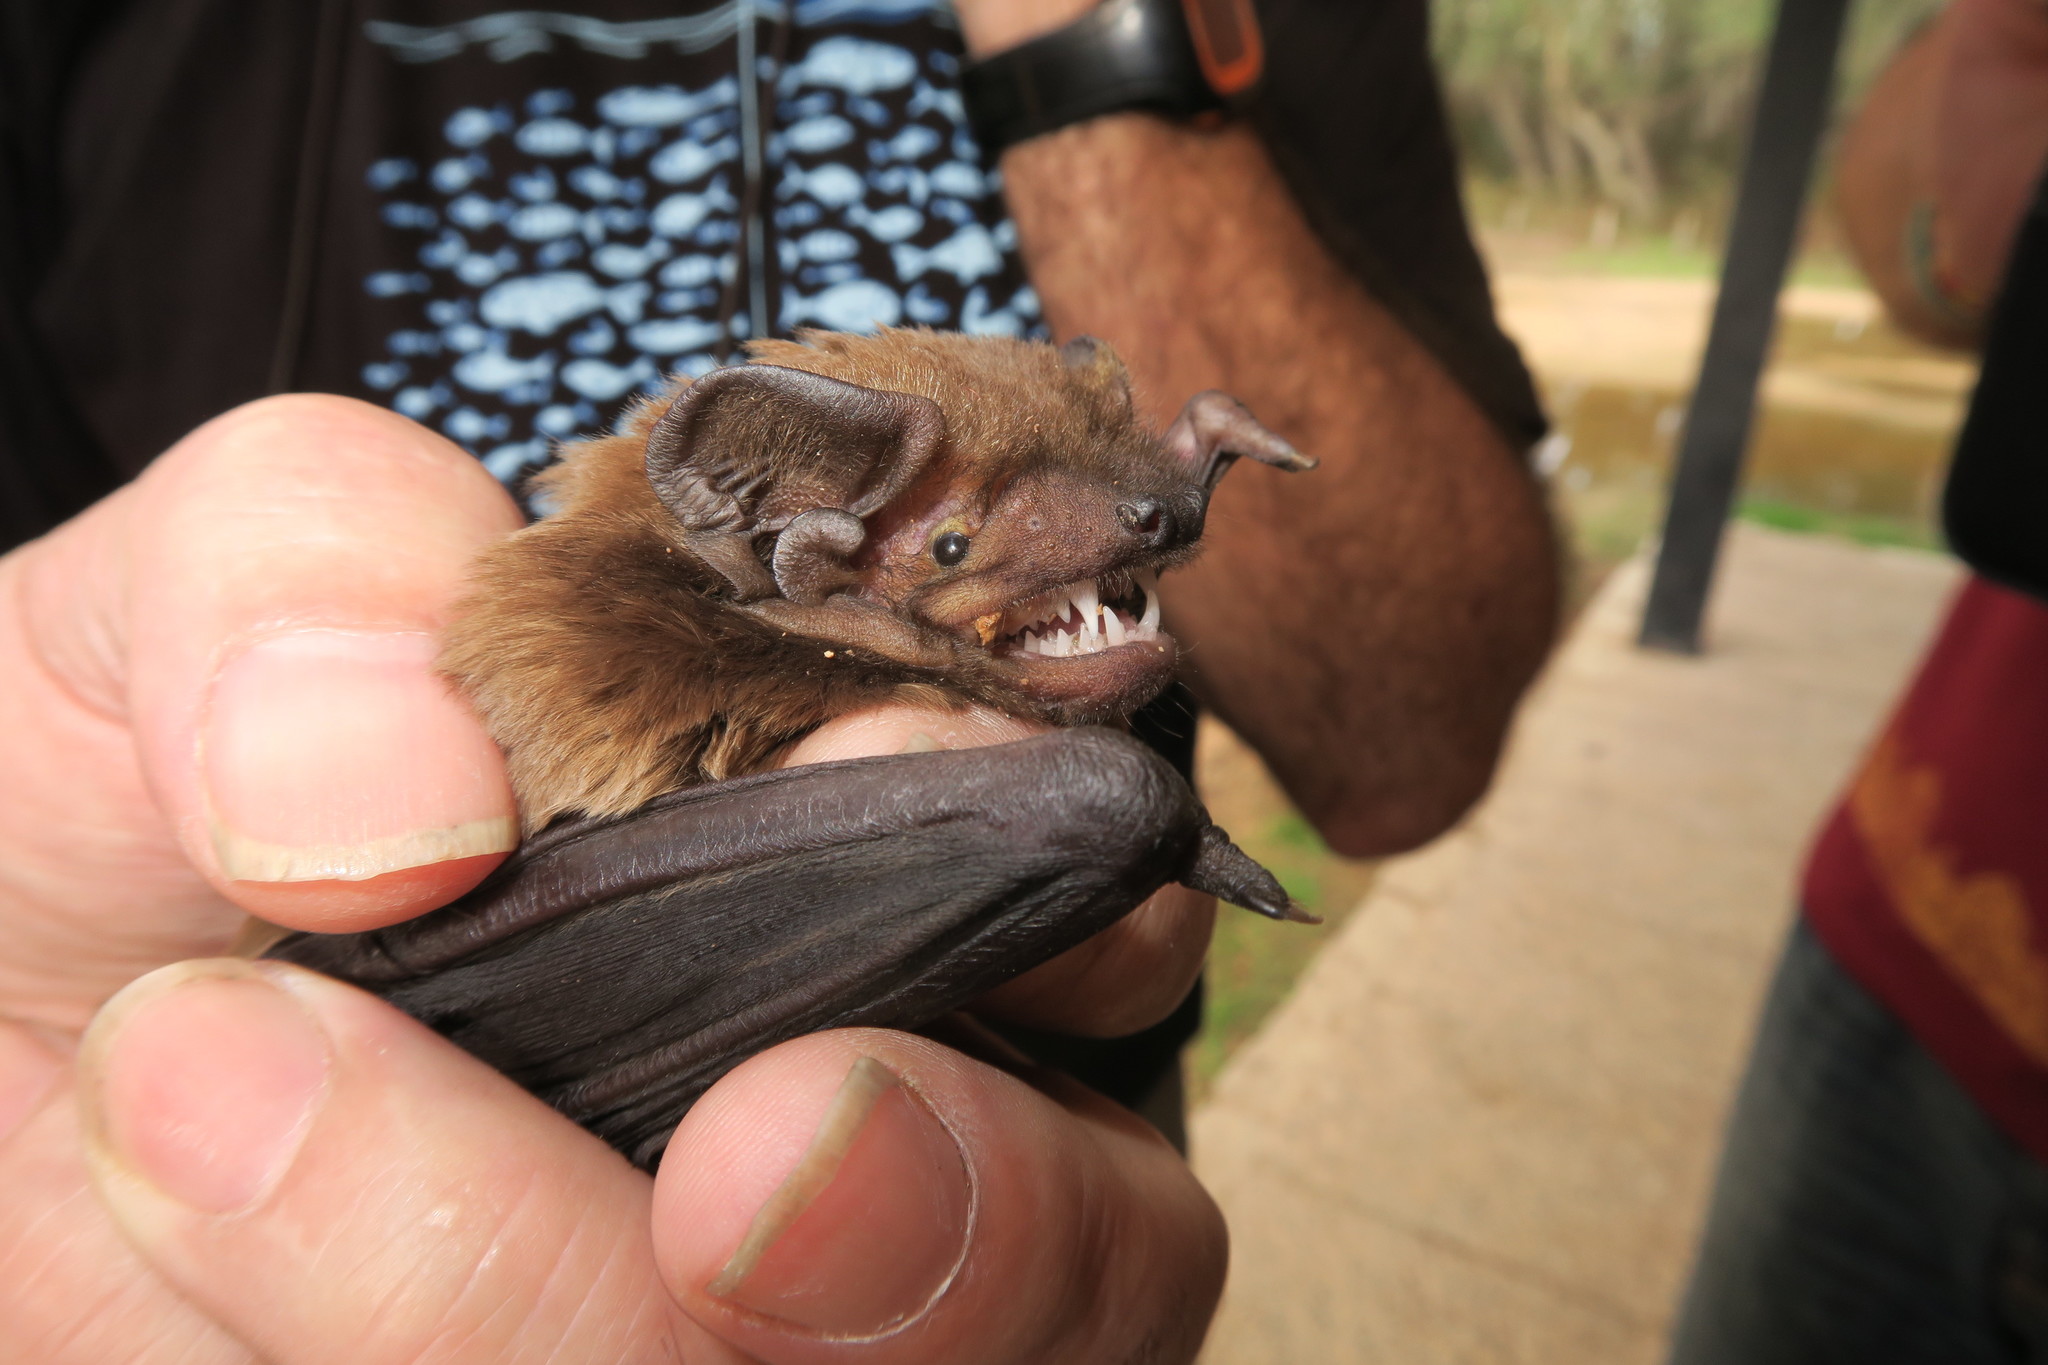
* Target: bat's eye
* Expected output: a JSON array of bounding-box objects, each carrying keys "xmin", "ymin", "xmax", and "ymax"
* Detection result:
[{"xmin": 932, "ymin": 531, "xmax": 971, "ymax": 567}]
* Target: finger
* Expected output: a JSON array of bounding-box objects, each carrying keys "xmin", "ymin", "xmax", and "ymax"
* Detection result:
[
  {"xmin": 783, "ymin": 702, "xmax": 1218, "ymax": 1037},
  {"xmin": 13, "ymin": 395, "xmax": 523, "ymax": 943},
  {"xmin": 657, "ymin": 1028, "xmax": 1228, "ymax": 1364},
  {"xmin": 0, "ymin": 1017, "xmax": 64, "ymax": 1143},
  {"xmin": 970, "ymin": 882, "xmax": 1216, "ymax": 1036},
  {"xmin": 776, "ymin": 701, "xmax": 1055, "ymax": 765},
  {"xmin": 0, "ymin": 1017, "xmax": 249, "ymax": 1365},
  {"xmin": 75, "ymin": 958, "xmax": 744, "ymax": 1365}
]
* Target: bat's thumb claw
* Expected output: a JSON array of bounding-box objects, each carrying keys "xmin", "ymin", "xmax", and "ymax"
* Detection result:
[
  {"xmin": 1181, "ymin": 825, "xmax": 1315, "ymax": 924},
  {"xmin": 1278, "ymin": 899, "xmax": 1324, "ymax": 925}
]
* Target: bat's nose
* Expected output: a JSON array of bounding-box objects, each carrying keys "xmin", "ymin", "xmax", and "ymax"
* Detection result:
[
  {"xmin": 1116, "ymin": 490, "xmax": 1209, "ymax": 553},
  {"xmin": 1116, "ymin": 499, "xmax": 1165, "ymax": 537},
  {"xmin": 1117, "ymin": 494, "xmax": 1206, "ymax": 551}
]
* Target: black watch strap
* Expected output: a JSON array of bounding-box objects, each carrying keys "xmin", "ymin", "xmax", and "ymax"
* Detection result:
[{"xmin": 959, "ymin": 0, "xmax": 1260, "ymax": 160}]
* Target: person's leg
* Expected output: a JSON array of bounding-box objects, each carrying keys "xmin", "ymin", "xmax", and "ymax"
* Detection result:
[{"xmin": 1668, "ymin": 920, "xmax": 2046, "ymax": 1364}]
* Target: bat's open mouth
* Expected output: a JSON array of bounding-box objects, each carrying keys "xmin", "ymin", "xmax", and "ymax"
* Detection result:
[
  {"xmin": 990, "ymin": 568, "xmax": 1162, "ymax": 658},
  {"xmin": 981, "ymin": 568, "xmax": 1178, "ymax": 713}
]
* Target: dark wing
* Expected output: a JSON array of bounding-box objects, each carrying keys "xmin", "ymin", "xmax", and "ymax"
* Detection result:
[{"xmin": 263, "ymin": 729, "xmax": 1296, "ymax": 1170}]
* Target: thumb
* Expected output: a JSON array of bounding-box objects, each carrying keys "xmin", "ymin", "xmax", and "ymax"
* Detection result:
[
  {"xmin": 73, "ymin": 957, "xmax": 740, "ymax": 1364},
  {"xmin": 11, "ymin": 394, "xmax": 522, "ymax": 949},
  {"xmin": 658, "ymin": 1029, "xmax": 1228, "ymax": 1363}
]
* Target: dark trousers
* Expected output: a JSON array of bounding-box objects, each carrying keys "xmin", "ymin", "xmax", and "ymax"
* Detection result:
[{"xmin": 1669, "ymin": 921, "xmax": 2048, "ymax": 1363}]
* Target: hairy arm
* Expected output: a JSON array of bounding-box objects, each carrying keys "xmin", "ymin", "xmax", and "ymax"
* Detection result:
[
  {"xmin": 956, "ymin": 5, "xmax": 1560, "ymax": 856},
  {"xmin": 1836, "ymin": 0, "xmax": 2048, "ymax": 348}
]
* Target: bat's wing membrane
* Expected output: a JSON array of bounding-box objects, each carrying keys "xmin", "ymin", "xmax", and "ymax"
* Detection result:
[{"xmin": 263, "ymin": 729, "xmax": 1294, "ymax": 1170}]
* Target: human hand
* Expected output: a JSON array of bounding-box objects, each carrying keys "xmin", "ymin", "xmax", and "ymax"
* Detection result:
[{"xmin": 0, "ymin": 395, "xmax": 1225, "ymax": 1362}]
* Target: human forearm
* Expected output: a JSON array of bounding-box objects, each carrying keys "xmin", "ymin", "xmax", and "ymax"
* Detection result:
[
  {"xmin": 1838, "ymin": 0, "xmax": 2048, "ymax": 348},
  {"xmin": 997, "ymin": 115, "xmax": 1558, "ymax": 855}
]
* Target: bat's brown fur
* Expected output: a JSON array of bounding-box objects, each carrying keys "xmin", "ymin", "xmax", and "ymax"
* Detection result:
[{"xmin": 440, "ymin": 329, "xmax": 1198, "ymax": 831}]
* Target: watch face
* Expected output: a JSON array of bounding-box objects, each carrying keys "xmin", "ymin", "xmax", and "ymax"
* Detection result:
[{"xmin": 1181, "ymin": 0, "xmax": 1263, "ymax": 96}]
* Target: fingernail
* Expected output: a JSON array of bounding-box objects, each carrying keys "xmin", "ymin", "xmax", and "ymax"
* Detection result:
[
  {"xmin": 0, "ymin": 1019, "xmax": 68, "ymax": 1144},
  {"xmin": 202, "ymin": 630, "xmax": 517, "ymax": 881},
  {"xmin": 710, "ymin": 1057, "xmax": 974, "ymax": 1336},
  {"xmin": 899, "ymin": 731, "xmax": 940, "ymax": 754},
  {"xmin": 79, "ymin": 960, "xmax": 329, "ymax": 1213}
]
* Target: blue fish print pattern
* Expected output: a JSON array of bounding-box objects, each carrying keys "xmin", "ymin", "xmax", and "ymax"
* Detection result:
[{"xmin": 357, "ymin": 4, "xmax": 1043, "ymax": 488}]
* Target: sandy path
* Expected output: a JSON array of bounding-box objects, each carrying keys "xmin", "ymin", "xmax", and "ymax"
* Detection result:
[{"xmin": 1494, "ymin": 273, "xmax": 1973, "ymax": 433}]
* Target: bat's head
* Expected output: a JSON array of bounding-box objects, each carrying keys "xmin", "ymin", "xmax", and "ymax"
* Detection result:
[{"xmin": 640, "ymin": 330, "xmax": 1314, "ymax": 723}]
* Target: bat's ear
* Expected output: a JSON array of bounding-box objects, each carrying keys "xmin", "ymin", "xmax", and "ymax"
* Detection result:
[
  {"xmin": 1060, "ymin": 334, "xmax": 1119, "ymax": 371},
  {"xmin": 1060, "ymin": 335, "xmax": 1136, "ymax": 417},
  {"xmin": 1163, "ymin": 391, "xmax": 1318, "ymax": 490},
  {"xmin": 642, "ymin": 364, "xmax": 948, "ymax": 599},
  {"xmin": 645, "ymin": 365, "xmax": 948, "ymax": 525}
]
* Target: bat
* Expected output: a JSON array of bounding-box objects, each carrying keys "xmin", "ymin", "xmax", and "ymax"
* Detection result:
[
  {"xmin": 438, "ymin": 327, "xmax": 1316, "ymax": 830},
  {"xmin": 266, "ymin": 330, "xmax": 1318, "ymax": 1168}
]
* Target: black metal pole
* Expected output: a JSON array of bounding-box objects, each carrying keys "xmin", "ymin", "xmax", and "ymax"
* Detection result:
[{"xmin": 1639, "ymin": 0, "xmax": 1854, "ymax": 653}]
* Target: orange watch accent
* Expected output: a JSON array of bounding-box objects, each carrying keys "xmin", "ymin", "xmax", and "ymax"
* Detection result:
[{"xmin": 1183, "ymin": 0, "xmax": 1264, "ymax": 98}]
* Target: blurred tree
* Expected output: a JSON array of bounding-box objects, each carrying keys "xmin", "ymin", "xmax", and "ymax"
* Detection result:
[{"xmin": 1433, "ymin": 0, "xmax": 1944, "ymax": 229}]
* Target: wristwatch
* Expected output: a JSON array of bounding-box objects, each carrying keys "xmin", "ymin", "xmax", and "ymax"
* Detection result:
[{"xmin": 959, "ymin": 0, "xmax": 1264, "ymax": 159}]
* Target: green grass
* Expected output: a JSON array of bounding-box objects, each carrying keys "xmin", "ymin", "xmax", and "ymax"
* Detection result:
[
  {"xmin": 1737, "ymin": 496, "xmax": 1942, "ymax": 550},
  {"xmin": 1553, "ymin": 237, "xmax": 1870, "ymax": 290},
  {"xmin": 1557, "ymin": 237, "xmax": 1719, "ymax": 278}
]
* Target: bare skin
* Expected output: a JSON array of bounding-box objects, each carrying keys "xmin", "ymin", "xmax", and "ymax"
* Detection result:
[
  {"xmin": 1836, "ymin": 0, "xmax": 2048, "ymax": 347},
  {"xmin": 956, "ymin": 0, "xmax": 1563, "ymax": 857},
  {"xmin": 0, "ymin": 399, "xmax": 1224, "ymax": 1365}
]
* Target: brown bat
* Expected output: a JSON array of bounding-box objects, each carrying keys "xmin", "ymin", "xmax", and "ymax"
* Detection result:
[
  {"xmin": 437, "ymin": 328, "xmax": 1314, "ymax": 830},
  {"xmin": 267, "ymin": 329, "xmax": 1319, "ymax": 1168}
]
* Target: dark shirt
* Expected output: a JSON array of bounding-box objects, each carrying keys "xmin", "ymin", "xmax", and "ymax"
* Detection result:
[{"xmin": 0, "ymin": 0, "xmax": 1542, "ymax": 547}]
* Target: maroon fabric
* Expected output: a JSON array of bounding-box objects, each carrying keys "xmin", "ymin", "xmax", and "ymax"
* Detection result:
[{"xmin": 1805, "ymin": 576, "xmax": 2048, "ymax": 1163}]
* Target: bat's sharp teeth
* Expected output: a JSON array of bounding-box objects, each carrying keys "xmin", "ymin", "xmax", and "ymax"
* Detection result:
[
  {"xmin": 1139, "ymin": 577, "xmax": 1161, "ymax": 633},
  {"xmin": 1104, "ymin": 608, "xmax": 1127, "ymax": 647}
]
